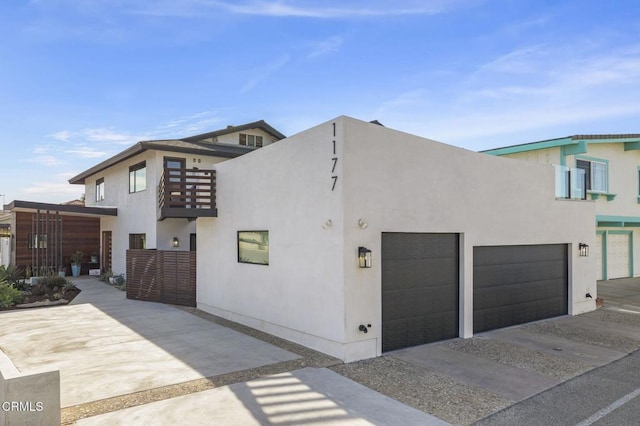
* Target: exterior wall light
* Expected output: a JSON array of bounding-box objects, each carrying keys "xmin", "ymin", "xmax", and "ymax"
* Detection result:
[
  {"xmin": 172, "ymin": 237, "xmax": 180, "ymax": 248},
  {"xmin": 358, "ymin": 246, "xmax": 372, "ymax": 268},
  {"xmin": 578, "ymin": 243, "xmax": 589, "ymax": 257},
  {"xmin": 322, "ymin": 219, "xmax": 333, "ymax": 230},
  {"xmin": 358, "ymin": 218, "xmax": 368, "ymax": 229}
]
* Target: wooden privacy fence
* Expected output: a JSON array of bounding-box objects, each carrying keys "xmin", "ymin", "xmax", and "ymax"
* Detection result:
[{"xmin": 126, "ymin": 249, "xmax": 196, "ymax": 307}]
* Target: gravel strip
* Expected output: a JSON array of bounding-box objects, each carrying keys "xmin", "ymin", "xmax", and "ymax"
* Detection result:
[
  {"xmin": 331, "ymin": 356, "xmax": 511, "ymax": 426},
  {"xmin": 522, "ymin": 320, "xmax": 640, "ymax": 352},
  {"xmin": 580, "ymin": 308, "xmax": 640, "ymax": 328},
  {"xmin": 444, "ymin": 337, "xmax": 593, "ymax": 380}
]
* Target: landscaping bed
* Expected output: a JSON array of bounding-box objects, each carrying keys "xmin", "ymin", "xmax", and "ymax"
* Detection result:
[{"xmin": 0, "ymin": 265, "xmax": 80, "ymax": 311}]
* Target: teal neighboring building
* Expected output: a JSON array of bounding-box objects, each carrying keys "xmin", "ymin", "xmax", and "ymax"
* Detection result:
[{"xmin": 483, "ymin": 134, "xmax": 640, "ymax": 280}]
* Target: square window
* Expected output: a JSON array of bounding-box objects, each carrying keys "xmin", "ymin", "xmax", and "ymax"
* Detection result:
[{"xmin": 238, "ymin": 231, "xmax": 269, "ymax": 265}]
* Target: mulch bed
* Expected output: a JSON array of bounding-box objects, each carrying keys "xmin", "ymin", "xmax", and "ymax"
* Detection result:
[{"xmin": 0, "ymin": 285, "xmax": 80, "ymax": 311}]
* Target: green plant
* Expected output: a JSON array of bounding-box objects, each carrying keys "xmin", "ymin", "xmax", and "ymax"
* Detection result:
[
  {"xmin": 25, "ymin": 265, "xmax": 32, "ymax": 279},
  {"xmin": 32, "ymin": 284, "xmax": 47, "ymax": 296},
  {"xmin": 0, "ymin": 281, "xmax": 23, "ymax": 308},
  {"xmin": 41, "ymin": 275, "xmax": 69, "ymax": 290},
  {"xmin": 63, "ymin": 281, "xmax": 77, "ymax": 291},
  {"xmin": 70, "ymin": 251, "xmax": 84, "ymax": 265},
  {"xmin": 0, "ymin": 264, "xmax": 23, "ymax": 285},
  {"xmin": 99, "ymin": 270, "xmax": 113, "ymax": 283}
]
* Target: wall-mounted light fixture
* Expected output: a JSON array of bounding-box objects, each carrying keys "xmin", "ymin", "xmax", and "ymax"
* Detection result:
[
  {"xmin": 358, "ymin": 218, "xmax": 368, "ymax": 230},
  {"xmin": 578, "ymin": 243, "xmax": 589, "ymax": 257},
  {"xmin": 358, "ymin": 246, "xmax": 372, "ymax": 268},
  {"xmin": 322, "ymin": 219, "xmax": 333, "ymax": 230},
  {"xmin": 172, "ymin": 237, "xmax": 180, "ymax": 248}
]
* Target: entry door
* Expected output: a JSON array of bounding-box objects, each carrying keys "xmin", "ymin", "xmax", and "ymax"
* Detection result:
[
  {"xmin": 101, "ymin": 231, "xmax": 112, "ymax": 272},
  {"xmin": 608, "ymin": 233, "xmax": 631, "ymax": 279},
  {"xmin": 382, "ymin": 233, "xmax": 459, "ymax": 352}
]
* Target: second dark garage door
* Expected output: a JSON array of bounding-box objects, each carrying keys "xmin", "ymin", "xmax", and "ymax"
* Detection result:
[
  {"xmin": 382, "ymin": 233, "xmax": 459, "ymax": 352},
  {"xmin": 473, "ymin": 244, "xmax": 568, "ymax": 333}
]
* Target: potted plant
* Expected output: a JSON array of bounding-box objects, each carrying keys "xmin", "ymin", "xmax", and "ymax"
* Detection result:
[
  {"xmin": 70, "ymin": 251, "xmax": 83, "ymax": 277},
  {"xmin": 90, "ymin": 253, "xmax": 99, "ymax": 263}
]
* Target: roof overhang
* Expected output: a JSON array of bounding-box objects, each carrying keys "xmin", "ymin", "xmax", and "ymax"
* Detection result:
[
  {"xmin": 68, "ymin": 140, "xmax": 254, "ymax": 185},
  {"xmin": 482, "ymin": 135, "xmax": 640, "ymax": 156},
  {"xmin": 4, "ymin": 200, "xmax": 117, "ymax": 217},
  {"xmin": 596, "ymin": 215, "xmax": 640, "ymax": 227}
]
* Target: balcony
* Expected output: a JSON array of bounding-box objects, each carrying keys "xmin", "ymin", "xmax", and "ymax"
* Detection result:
[
  {"xmin": 158, "ymin": 167, "xmax": 217, "ymax": 220},
  {"xmin": 554, "ymin": 165, "xmax": 586, "ymax": 200}
]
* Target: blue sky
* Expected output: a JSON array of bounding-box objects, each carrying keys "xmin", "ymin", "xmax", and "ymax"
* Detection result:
[{"xmin": 1, "ymin": 0, "xmax": 640, "ymax": 203}]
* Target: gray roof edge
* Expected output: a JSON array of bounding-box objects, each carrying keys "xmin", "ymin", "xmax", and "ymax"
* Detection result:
[
  {"xmin": 5, "ymin": 200, "xmax": 118, "ymax": 216},
  {"xmin": 181, "ymin": 120, "xmax": 286, "ymax": 142}
]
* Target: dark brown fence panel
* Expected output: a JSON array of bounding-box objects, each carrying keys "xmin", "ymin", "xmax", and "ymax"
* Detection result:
[{"xmin": 126, "ymin": 249, "xmax": 196, "ymax": 307}]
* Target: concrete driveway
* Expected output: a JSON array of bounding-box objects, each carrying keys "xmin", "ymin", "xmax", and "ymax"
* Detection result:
[
  {"xmin": 0, "ymin": 278, "xmax": 300, "ymax": 408},
  {"xmin": 1, "ymin": 278, "xmax": 445, "ymax": 425}
]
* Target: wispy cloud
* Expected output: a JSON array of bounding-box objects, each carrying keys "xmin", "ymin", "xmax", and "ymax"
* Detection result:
[
  {"xmin": 24, "ymin": 155, "xmax": 65, "ymax": 167},
  {"xmin": 126, "ymin": 0, "xmax": 453, "ymax": 19},
  {"xmin": 374, "ymin": 42, "xmax": 640, "ymax": 149},
  {"xmin": 217, "ymin": 0, "xmax": 449, "ymax": 18},
  {"xmin": 22, "ymin": 180, "xmax": 83, "ymax": 199},
  {"xmin": 307, "ymin": 36, "xmax": 343, "ymax": 59},
  {"xmin": 63, "ymin": 146, "xmax": 109, "ymax": 158},
  {"xmin": 240, "ymin": 54, "xmax": 291, "ymax": 93},
  {"xmin": 156, "ymin": 111, "xmax": 226, "ymax": 137},
  {"xmin": 48, "ymin": 130, "xmax": 72, "ymax": 141}
]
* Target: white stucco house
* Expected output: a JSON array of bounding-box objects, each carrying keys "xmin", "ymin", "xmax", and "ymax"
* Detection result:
[
  {"xmin": 483, "ymin": 134, "xmax": 640, "ymax": 281},
  {"xmin": 196, "ymin": 116, "xmax": 596, "ymax": 362},
  {"xmin": 69, "ymin": 121, "xmax": 286, "ymax": 276}
]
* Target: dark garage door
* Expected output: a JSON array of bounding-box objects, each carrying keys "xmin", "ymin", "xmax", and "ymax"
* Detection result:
[
  {"xmin": 473, "ymin": 244, "xmax": 568, "ymax": 333},
  {"xmin": 382, "ymin": 233, "xmax": 459, "ymax": 352}
]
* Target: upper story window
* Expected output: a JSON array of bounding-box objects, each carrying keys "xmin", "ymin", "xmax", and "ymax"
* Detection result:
[
  {"xmin": 576, "ymin": 158, "xmax": 608, "ymax": 193},
  {"xmin": 96, "ymin": 178, "xmax": 105, "ymax": 202},
  {"xmin": 129, "ymin": 161, "xmax": 147, "ymax": 193},
  {"xmin": 239, "ymin": 133, "xmax": 263, "ymax": 148}
]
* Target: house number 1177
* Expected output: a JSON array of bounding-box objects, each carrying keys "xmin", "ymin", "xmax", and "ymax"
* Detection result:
[{"xmin": 331, "ymin": 123, "xmax": 338, "ymax": 191}]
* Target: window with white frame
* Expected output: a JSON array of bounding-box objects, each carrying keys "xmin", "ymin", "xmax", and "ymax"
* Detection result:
[
  {"xmin": 96, "ymin": 177, "xmax": 105, "ymax": 201},
  {"xmin": 576, "ymin": 158, "xmax": 608, "ymax": 193},
  {"xmin": 239, "ymin": 133, "xmax": 263, "ymax": 148}
]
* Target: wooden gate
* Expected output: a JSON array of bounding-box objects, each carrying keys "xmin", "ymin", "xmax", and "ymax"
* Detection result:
[{"xmin": 126, "ymin": 249, "xmax": 196, "ymax": 307}]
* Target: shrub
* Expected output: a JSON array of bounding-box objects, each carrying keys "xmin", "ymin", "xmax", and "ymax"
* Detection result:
[
  {"xmin": 41, "ymin": 275, "xmax": 69, "ymax": 290},
  {"xmin": 0, "ymin": 281, "xmax": 23, "ymax": 308},
  {"xmin": 63, "ymin": 281, "xmax": 77, "ymax": 291},
  {"xmin": 0, "ymin": 264, "xmax": 23, "ymax": 286}
]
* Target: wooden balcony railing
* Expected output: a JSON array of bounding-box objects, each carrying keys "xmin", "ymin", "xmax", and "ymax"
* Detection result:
[{"xmin": 158, "ymin": 167, "xmax": 217, "ymax": 220}]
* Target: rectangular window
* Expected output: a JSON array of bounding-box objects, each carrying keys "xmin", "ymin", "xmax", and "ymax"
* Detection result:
[
  {"xmin": 96, "ymin": 178, "xmax": 105, "ymax": 201},
  {"xmin": 129, "ymin": 233, "xmax": 146, "ymax": 250},
  {"xmin": 238, "ymin": 231, "xmax": 269, "ymax": 265},
  {"xmin": 28, "ymin": 234, "xmax": 47, "ymax": 249},
  {"xmin": 239, "ymin": 133, "xmax": 263, "ymax": 148},
  {"xmin": 129, "ymin": 161, "xmax": 147, "ymax": 193},
  {"xmin": 190, "ymin": 233, "xmax": 197, "ymax": 252},
  {"xmin": 576, "ymin": 158, "xmax": 607, "ymax": 193}
]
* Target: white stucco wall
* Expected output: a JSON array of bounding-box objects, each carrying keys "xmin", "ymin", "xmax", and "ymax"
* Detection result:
[
  {"xmin": 197, "ymin": 116, "xmax": 596, "ymax": 362},
  {"xmin": 197, "ymin": 121, "xmax": 347, "ymax": 356},
  {"xmin": 340, "ymin": 118, "xmax": 595, "ymax": 360}
]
